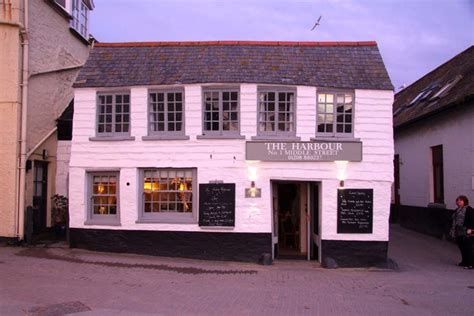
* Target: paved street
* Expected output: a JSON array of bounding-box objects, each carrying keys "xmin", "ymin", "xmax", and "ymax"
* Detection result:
[{"xmin": 0, "ymin": 225, "xmax": 473, "ymax": 316}]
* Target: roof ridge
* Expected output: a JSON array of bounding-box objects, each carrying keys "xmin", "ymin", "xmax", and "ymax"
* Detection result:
[{"xmin": 93, "ymin": 40, "xmax": 378, "ymax": 48}]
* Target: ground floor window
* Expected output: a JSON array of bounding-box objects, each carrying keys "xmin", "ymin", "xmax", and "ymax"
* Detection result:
[
  {"xmin": 86, "ymin": 172, "xmax": 120, "ymax": 225},
  {"xmin": 140, "ymin": 168, "xmax": 196, "ymax": 223}
]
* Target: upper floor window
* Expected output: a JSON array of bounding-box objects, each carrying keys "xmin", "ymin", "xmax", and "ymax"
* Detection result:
[
  {"xmin": 317, "ymin": 92, "xmax": 354, "ymax": 137},
  {"xmin": 202, "ymin": 89, "xmax": 240, "ymax": 136},
  {"xmin": 258, "ymin": 88, "xmax": 296, "ymax": 137},
  {"xmin": 71, "ymin": 0, "xmax": 89, "ymax": 39},
  {"xmin": 97, "ymin": 93, "xmax": 130, "ymax": 137},
  {"xmin": 148, "ymin": 91, "xmax": 184, "ymax": 136}
]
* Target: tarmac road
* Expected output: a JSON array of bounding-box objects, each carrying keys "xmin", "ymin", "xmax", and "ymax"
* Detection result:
[{"xmin": 0, "ymin": 225, "xmax": 473, "ymax": 315}]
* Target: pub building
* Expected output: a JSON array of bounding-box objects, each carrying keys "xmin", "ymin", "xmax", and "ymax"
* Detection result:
[{"xmin": 68, "ymin": 41, "xmax": 394, "ymax": 267}]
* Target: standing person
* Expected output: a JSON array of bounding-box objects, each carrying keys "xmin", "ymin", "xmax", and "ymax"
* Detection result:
[
  {"xmin": 464, "ymin": 199, "xmax": 474, "ymax": 269},
  {"xmin": 450, "ymin": 195, "xmax": 474, "ymax": 269}
]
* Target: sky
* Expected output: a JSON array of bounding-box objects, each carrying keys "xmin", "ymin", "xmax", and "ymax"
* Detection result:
[{"xmin": 90, "ymin": 0, "xmax": 474, "ymax": 90}]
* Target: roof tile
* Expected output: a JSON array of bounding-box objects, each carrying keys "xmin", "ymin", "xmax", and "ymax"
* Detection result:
[{"xmin": 75, "ymin": 41, "xmax": 393, "ymax": 90}]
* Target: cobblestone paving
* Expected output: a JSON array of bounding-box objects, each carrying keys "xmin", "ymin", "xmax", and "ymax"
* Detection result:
[{"xmin": 0, "ymin": 225, "xmax": 473, "ymax": 315}]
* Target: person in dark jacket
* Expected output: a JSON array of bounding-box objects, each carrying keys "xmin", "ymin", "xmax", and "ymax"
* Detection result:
[
  {"xmin": 464, "ymin": 201, "xmax": 474, "ymax": 269},
  {"xmin": 450, "ymin": 195, "xmax": 474, "ymax": 269}
]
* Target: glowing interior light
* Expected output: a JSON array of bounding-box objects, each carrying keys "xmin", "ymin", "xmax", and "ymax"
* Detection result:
[
  {"xmin": 335, "ymin": 160, "xmax": 349, "ymax": 181},
  {"xmin": 247, "ymin": 166, "xmax": 258, "ymax": 181},
  {"xmin": 97, "ymin": 184, "xmax": 105, "ymax": 194}
]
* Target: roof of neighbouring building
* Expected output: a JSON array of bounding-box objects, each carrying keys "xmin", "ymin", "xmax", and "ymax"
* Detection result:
[
  {"xmin": 393, "ymin": 46, "xmax": 474, "ymax": 129},
  {"xmin": 73, "ymin": 41, "xmax": 393, "ymax": 90}
]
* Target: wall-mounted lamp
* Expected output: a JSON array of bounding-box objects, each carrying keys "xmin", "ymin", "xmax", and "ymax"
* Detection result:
[
  {"xmin": 245, "ymin": 181, "xmax": 261, "ymax": 198},
  {"xmin": 335, "ymin": 160, "xmax": 348, "ymax": 188}
]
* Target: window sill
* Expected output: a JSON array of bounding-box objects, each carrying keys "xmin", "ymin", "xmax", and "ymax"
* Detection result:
[
  {"xmin": 69, "ymin": 27, "xmax": 91, "ymax": 46},
  {"xmin": 310, "ymin": 137, "xmax": 361, "ymax": 142},
  {"xmin": 89, "ymin": 136, "xmax": 136, "ymax": 142},
  {"xmin": 142, "ymin": 135, "xmax": 190, "ymax": 141},
  {"xmin": 84, "ymin": 220, "xmax": 121, "ymax": 226},
  {"xmin": 136, "ymin": 217, "xmax": 197, "ymax": 225},
  {"xmin": 197, "ymin": 135, "xmax": 246, "ymax": 140},
  {"xmin": 45, "ymin": 0, "xmax": 73, "ymax": 20},
  {"xmin": 251, "ymin": 136, "xmax": 301, "ymax": 141}
]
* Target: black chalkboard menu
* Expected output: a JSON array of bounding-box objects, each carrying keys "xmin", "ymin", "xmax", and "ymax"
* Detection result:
[
  {"xmin": 199, "ymin": 183, "xmax": 235, "ymax": 227},
  {"xmin": 337, "ymin": 189, "xmax": 373, "ymax": 234}
]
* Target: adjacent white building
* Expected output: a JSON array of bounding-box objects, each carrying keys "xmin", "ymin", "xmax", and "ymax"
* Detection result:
[
  {"xmin": 393, "ymin": 46, "xmax": 474, "ymax": 236},
  {"xmin": 69, "ymin": 41, "xmax": 394, "ymax": 267},
  {"xmin": 394, "ymin": 46, "xmax": 474, "ymax": 208}
]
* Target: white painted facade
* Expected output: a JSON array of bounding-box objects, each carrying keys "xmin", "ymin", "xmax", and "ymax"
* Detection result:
[
  {"xmin": 69, "ymin": 84, "xmax": 394, "ymax": 243},
  {"xmin": 394, "ymin": 105, "xmax": 474, "ymax": 208}
]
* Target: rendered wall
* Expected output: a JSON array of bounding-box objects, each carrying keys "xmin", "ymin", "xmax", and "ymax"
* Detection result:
[
  {"xmin": 0, "ymin": 0, "xmax": 22, "ymax": 237},
  {"xmin": 27, "ymin": 0, "xmax": 89, "ymax": 150},
  {"xmin": 394, "ymin": 105, "xmax": 474, "ymax": 208},
  {"xmin": 0, "ymin": 0, "xmax": 90, "ymax": 238},
  {"xmin": 69, "ymin": 85, "xmax": 394, "ymax": 243}
]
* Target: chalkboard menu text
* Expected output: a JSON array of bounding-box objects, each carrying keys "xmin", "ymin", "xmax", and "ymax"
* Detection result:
[
  {"xmin": 337, "ymin": 189, "xmax": 373, "ymax": 234},
  {"xmin": 199, "ymin": 183, "xmax": 235, "ymax": 227}
]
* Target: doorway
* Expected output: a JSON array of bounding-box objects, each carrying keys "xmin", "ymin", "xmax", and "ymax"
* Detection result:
[
  {"xmin": 272, "ymin": 181, "xmax": 320, "ymax": 260},
  {"xmin": 33, "ymin": 161, "xmax": 48, "ymax": 233}
]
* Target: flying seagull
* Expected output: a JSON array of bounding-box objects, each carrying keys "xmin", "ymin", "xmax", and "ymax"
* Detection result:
[{"xmin": 311, "ymin": 15, "xmax": 322, "ymax": 31}]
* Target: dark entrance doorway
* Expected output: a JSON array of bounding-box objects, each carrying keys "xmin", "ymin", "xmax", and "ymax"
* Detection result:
[
  {"xmin": 272, "ymin": 181, "xmax": 320, "ymax": 261},
  {"xmin": 33, "ymin": 161, "xmax": 48, "ymax": 233},
  {"xmin": 394, "ymin": 154, "xmax": 400, "ymax": 205},
  {"xmin": 277, "ymin": 183, "xmax": 301, "ymax": 258}
]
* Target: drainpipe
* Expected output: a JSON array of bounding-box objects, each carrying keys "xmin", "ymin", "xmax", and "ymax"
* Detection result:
[{"xmin": 17, "ymin": 0, "xmax": 29, "ymax": 241}]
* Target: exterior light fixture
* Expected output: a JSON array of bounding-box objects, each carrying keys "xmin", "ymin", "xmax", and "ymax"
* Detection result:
[
  {"xmin": 335, "ymin": 160, "xmax": 348, "ymax": 188},
  {"xmin": 245, "ymin": 180, "xmax": 261, "ymax": 198}
]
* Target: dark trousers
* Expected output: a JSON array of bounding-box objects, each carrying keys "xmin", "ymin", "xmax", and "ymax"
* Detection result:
[{"xmin": 457, "ymin": 237, "xmax": 469, "ymax": 265}]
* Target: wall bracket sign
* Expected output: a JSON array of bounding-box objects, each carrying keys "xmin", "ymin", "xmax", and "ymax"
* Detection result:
[{"xmin": 245, "ymin": 141, "xmax": 362, "ymax": 162}]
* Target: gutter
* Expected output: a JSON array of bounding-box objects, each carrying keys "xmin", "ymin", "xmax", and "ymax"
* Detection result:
[
  {"xmin": 26, "ymin": 127, "xmax": 58, "ymax": 158},
  {"xmin": 29, "ymin": 64, "xmax": 84, "ymax": 78},
  {"xmin": 16, "ymin": 0, "xmax": 29, "ymax": 241}
]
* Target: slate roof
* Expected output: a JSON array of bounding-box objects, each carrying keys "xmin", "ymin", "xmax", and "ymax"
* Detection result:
[
  {"xmin": 393, "ymin": 46, "xmax": 474, "ymax": 129},
  {"xmin": 74, "ymin": 41, "xmax": 393, "ymax": 90}
]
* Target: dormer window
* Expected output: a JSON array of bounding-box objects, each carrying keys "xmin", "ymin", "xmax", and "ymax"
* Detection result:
[
  {"xmin": 71, "ymin": 0, "xmax": 90, "ymax": 39},
  {"xmin": 407, "ymin": 86, "xmax": 436, "ymax": 107},
  {"xmin": 430, "ymin": 76, "xmax": 462, "ymax": 100}
]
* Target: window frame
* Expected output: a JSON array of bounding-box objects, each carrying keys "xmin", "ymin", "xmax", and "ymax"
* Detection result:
[
  {"xmin": 256, "ymin": 86, "xmax": 297, "ymax": 139},
  {"xmin": 94, "ymin": 91, "xmax": 132, "ymax": 139},
  {"xmin": 145, "ymin": 89, "xmax": 188, "ymax": 140},
  {"xmin": 316, "ymin": 90, "xmax": 355, "ymax": 138},
  {"xmin": 71, "ymin": 0, "xmax": 89, "ymax": 39},
  {"xmin": 200, "ymin": 87, "xmax": 242, "ymax": 138},
  {"xmin": 85, "ymin": 171, "xmax": 120, "ymax": 226},
  {"xmin": 137, "ymin": 168, "xmax": 198, "ymax": 224}
]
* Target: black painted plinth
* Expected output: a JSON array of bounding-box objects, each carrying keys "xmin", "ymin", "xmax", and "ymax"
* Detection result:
[
  {"xmin": 321, "ymin": 240, "xmax": 389, "ymax": 268},
  {"xmin": 0, "ymin": 236, "xmax": 18, "ymax": 245},
  {"xmin": 69, "ymin": 228, "xmax": 272, "ymax": 262},
  {"xmin": 392, "ymin": 204, "xmax": 453, "ymax": 239}
]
